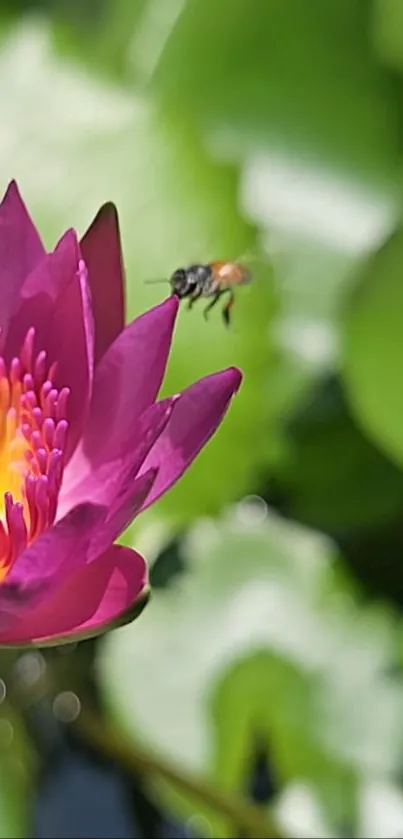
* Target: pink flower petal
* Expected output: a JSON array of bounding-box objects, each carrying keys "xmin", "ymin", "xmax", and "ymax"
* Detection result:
[
  {"xmin": 59, "ymin": 397, "xmax": 176, "ymax": 517},
  {"xmin": 5, "ymin": 230, "xmax": 94, "ymax": 461},
  {"xmin": 89, "ymin": 467, "xmax": 158, "ymax": 560},
  {"xmin": 80, "ymin": 296, "xmax": 178, "ymax": 463},
  {"xmin": 0, "ymin": 503, "xmax": 106, "ymax": 632},
  {"xmin": 45, "ymin": 250, "xmax": 94, "ymax": 461},
  {"xmin": 0, "ymin": 181, "xmax": 45, "ymax": 337},
  {"xmin": 5, "ymin": 229, "xmax": 80, "ymax": 355},
  {"xmin": 80, "ymin": 202, "xmax": 125, "ymax": 365},
  {"xmin": 0, "ymin": 545, "xmax": 148, "ymax": 646},
  {"xmin": 0, "ymin": 465, "xmax": 156, "ymax": 635},
  {"xmin": 62, "ymin": 368, "xmax": 241, "ymax": 560},
  {"xmin": 138, "ymin": 367, "xmax": 243, "ymax": 511}
]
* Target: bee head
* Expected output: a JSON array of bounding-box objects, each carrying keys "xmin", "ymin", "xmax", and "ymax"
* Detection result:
[{"xmin": 169, "ymin": 267, "xmax": 194, "ymax": 298}]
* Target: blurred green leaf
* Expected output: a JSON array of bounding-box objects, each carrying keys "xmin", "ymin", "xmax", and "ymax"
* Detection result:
[
  {"xmin": 151, "ymin": 0, "xmax": 401, "ymax": 182},
  {"xmin": 0, "ymin": 20, "xmax": 280, "ymax": 525},
  {"xmin": 342, "ymin": 226, "xmax": 403, "ymax": 467},
  {"xmin": 271, "ymin": 380, "xmax": 403, "ymax": 533},
  {"xmin": 57, "ymin": 0, "xmax": 403, "ymax": 399},
  {"xmin": 0, "ymin": 762, "xmax": 27, "ymax": 839},
  {"xmin": 99, "ymin": 507, "xmax": 402, "ymax": 835},
  {"xmin": 142, "ymin": 0, "xmax": 403, "ymax": 407},
  {"xmin": 51, "ymin": 0, "xmax": 149, "ymax": 82},
  {"xmin": 148, "ymin": 0, "xmax": 403, "ymax": 388},
  {"xmin": 0, "ymin": 690, "xmax": 36, "ymax": 838},
  {"xmin": 372, "ymin": 0, "xmax": 403, "ymax": 75}
]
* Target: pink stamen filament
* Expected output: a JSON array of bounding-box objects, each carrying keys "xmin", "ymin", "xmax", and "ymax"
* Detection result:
[{"xmin": 0, "ymin": 329, "xmax": 69, "ymax": 578}]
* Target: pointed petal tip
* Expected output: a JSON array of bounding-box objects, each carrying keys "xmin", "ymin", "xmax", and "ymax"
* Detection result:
[
  {"xmin": 126, "ymin": 292, "xmax": 178, "ymax": 334},
  {"xmin": 211, "ymin": 365, "xmax": 243, "ymax": 396},
  {"xmin": 100, "ymin": 201, "xmax": 118, "ymax": 219},
  {"xmin": 167, "ymin": 292, "xmax": 180, "ymax": 316},
  {"xmin": 226, "ymin": 365, "xmax": 243, "ymax": 393},
  {"xmin": 1, "ymin": 179, "xmax": 23, "ymax": 205},
  {"xmin": 5, "ymin": 179, "xmax": 18, "ymax": 194},
  {"xmin": 161, "ymin": 293, "xmax": 179, "ymax": 314},
  {"xmin": 91, "ymin": 201, "xmax": 119, "ymax": 228},
  {"xmin": 81, "ymin": 202, "xmax": 120, "ymax": 244},
  {"xmin": 57, "ymin": 226, "xmax": 80, "ymax": 251},
  {"xmin": 145, "ymin": 292, "xmax": 179, "ymax": 325}
]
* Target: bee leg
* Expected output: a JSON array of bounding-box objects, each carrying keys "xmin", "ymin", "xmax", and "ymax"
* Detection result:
[
  {"xmin": 203, "ymin": 291, "xmax": 222, "ymax": 321},
  {"xmin": 187, "ymin": 287, "xmax": 203, "ymax": 310},
  {"xmin": 222, "ymin": 290, "xmax": 235, "ymax": 327}
]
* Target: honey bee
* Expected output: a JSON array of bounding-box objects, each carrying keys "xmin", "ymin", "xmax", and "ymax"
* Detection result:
[{"xmin": 167, "ymin": 261, "xmax": 252, "ymax": 326}]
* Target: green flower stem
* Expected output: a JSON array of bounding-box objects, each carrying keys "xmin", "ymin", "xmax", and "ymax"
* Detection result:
[{"xmin": 74, "ymin": 706, "xmax": 283, "ymax": 839}]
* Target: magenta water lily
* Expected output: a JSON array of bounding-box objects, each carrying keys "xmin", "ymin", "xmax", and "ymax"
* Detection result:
[{"xmin": 0, "ymin": 181, "xmax": 242, "ymax": 646}]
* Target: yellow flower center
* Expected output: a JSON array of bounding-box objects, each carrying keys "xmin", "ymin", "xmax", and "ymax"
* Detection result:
[{"xmin": 0, "ymin": 328, "xmax": 69, "ymax": 580}]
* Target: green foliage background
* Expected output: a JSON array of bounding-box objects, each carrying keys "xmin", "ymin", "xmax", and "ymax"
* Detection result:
[{"xmin": 2, "ymin": 0, "xmax": 403, "ymax": 836}]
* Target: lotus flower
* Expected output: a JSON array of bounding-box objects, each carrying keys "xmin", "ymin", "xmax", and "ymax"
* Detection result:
[{"xmin": 0, "ymin": 181, "xmax": 242, "ymax": 646}]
